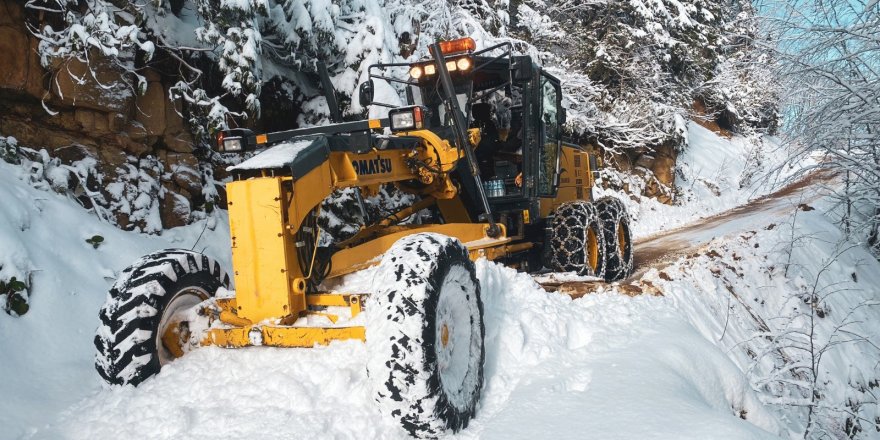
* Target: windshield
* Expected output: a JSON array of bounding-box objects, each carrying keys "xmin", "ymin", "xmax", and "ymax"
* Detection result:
[{"xmin": 410, "ymin": 85, "xmax": 471, "ymax": 126}]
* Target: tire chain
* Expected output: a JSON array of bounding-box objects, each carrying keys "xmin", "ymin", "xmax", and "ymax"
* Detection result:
[
  {"xmin": 595, "ymin": 197, "xmax": 634, "ymax": 281},
  {"xmin": 546, "ymin": 201, "xmax": 606, "ymax": 278}
]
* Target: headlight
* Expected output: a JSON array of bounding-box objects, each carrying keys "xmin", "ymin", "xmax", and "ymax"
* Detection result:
[
  {"xmin": 391, "ymin": 112, "xmax": 415, "ymax": 131},
  {"xmin": 223, "ymin": 138, "xmax": 243, "ymax": 152},
  {"xmin": 456, "ymin": 57, "xmax": 472, "ymax": 71},
  {"xmin": 424, "ymin": 64, "xmax": 436, "ymax": 75},
  {"xmin": 410, "ymin": 65, "xmax": 423, "ymax": 79},
  {"xmin": 388, "ymin": 106, "xmax": 427, "ymax": 132},
  {"xmin": 215, "ymin": 128, "xmax": 255, "ymax": 152}
]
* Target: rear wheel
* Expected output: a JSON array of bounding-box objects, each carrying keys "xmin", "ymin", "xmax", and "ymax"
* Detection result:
[
  {"xmin": 367, "ymin": 233, "xmax": 485, "ymax": 438},
  {"xmin": 94, "ymin": 249, "xmax": 230, "ymax": 386},
  {"xmin": 546, "ymin": 201, "xmax": 606, "ymax": 278},
  {"xmin": 596, "ymin": 197, "xmax": 634, "ymax": 281}
]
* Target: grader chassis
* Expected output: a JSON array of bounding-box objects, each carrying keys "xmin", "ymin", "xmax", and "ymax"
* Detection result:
[{"xmin": 94, "ymin": 38, "xmax": 634, "ymax": 437}]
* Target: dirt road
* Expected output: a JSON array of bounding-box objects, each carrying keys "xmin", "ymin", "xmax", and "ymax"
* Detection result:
[
  {"xmin": 631, "ymin": 169, "xmax": 835, "ymax": 278},
  {"xmin": 538, "ymin": 169, "xmax": 835, "ymax": 296}
]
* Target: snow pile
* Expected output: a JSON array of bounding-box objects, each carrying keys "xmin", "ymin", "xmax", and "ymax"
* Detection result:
[
  {"xmin": 33, "ymin": 257, "xmax": 781, "ymax": 439},
  {"xmin": 468, "ymin": 261, "xmax": 781, "ymax": 439}
]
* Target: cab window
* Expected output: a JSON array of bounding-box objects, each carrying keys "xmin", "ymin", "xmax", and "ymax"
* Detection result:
[{"xmin": 538, "ymin": 75, "xmax": 561, "ymax": 195}]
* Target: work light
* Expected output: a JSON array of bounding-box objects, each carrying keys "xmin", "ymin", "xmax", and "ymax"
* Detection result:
[
  {"xmin": 222, "ymin": 138, "xmax": 243, "ymax": 152},
  {"xmin": 435, "ymin": 37, "xmax": 476, "ymax": 55},
  {"xmin": 388, "ymin": 106, "xmax": 427, "ymax": 132},
  {"xmin": 215, "ymin": 128, "xmax": 254, "ymax": 152}
]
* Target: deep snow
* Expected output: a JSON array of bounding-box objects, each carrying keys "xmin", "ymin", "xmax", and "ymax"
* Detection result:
[{"xmin": 1, "ymin": 123, "xmax": 876, "ymax": 439}]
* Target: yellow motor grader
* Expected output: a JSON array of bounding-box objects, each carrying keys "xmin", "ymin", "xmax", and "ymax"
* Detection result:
[{"xmin": 94, "ymin": 38, "xmax": 634, "ymax": 437}]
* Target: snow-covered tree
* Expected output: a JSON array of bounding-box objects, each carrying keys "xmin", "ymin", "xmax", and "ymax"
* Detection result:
[
  {"xmin": 27, "ymin": 0, "xmax": 774, "ymax": 148},
  {"xmin": 513, "ymin": 0, "xmax": 777, "ymax": 150},
  {"xmin": 766, "ymin": 0, "xmax": 880, "ymax": 256},
  {"xmin": 699, "ymin": 2, "xmax": 779, "ymax": 134}
]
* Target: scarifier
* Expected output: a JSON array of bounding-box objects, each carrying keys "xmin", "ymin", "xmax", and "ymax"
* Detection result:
[{"xmin": 94, "ymin": 38, "xmax": 635, "ymax": 438}]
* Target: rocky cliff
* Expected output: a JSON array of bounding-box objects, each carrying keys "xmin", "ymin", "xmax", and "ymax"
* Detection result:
[{"xmin": 0, "ymin": 0, "xmax": 206, "ymax": 231}]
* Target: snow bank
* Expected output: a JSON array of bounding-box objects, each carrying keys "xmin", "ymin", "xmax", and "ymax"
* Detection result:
[
  {"xmin": 2, "ymin": 117, "xmax": 872, "ymax": 439},
  {"xmin": 3, "ymin": 122, "xmax": 786, "ymax": 439},
  {"xmin": 467, "ymin": 262, "xmax": 780, "ymax": 439},
  {"xmin": 0, "ymin": 159, "xmax": 231, "ymax": 439},
  {"xmin": 635, "ymin": 197, "xmax": 880, "ymax": 437}
]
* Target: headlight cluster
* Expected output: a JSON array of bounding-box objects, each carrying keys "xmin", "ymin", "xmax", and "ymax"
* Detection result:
[
  {"xmin": 409, "ymin": 57, "xmax": 473, "ymax": 79},
  {"xmin": 388, "ymin": 106, "xmax": 428, "ymax": 132}
]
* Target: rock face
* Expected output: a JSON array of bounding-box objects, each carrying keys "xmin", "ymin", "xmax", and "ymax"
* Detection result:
[
  {"xmin": 0, "ymin": 0, "xmax": 202, "ymax": 231},
  {"xmin": 598, "ymin": 99, "xmax": 744, "ymax": 205},
  {"xmin": 604, "ymin": 141, "xmax": 679, "ymax": 205},
  {"xmin": 692, "ymin": 99, "xmax": 733, "ymax": 138}
]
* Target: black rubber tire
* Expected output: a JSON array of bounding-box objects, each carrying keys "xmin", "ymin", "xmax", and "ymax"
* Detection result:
[
  {"xmin": 545, "ymin": 201, "xmax": 607, "ymax": 278},
  {"xmin": 94, "ymin": 249, "xmax": 230, "ymax": 386},
  {"xmin": 595, "ymin": 197, "xmax": 635, "ymax": 281},
  {"xmin": 367, "ymin": 233, "xmax": 485, "ymax": 438}
]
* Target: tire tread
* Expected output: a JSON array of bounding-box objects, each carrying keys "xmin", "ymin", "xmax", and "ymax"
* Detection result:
[{"xmin": 94, "ymin": 249, "xmax": 229, "ymax": 386}]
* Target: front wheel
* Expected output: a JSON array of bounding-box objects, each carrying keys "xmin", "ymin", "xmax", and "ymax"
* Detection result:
[
  {"xmin": 94, "ymin": 249, "xmax": 230, "ymax": 386},
  {"xmin": 367, "ymin": 233, "xmax": 485, "ymax": 438}
]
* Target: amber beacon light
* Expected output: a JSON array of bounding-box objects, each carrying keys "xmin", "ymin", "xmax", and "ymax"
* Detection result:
[{"xmin": 434, "ymin": 37, "xmax": 476, "ymax": 55}]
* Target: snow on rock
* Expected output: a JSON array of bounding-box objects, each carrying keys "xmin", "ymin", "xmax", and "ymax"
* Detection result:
[{"xmin": 597, "ymin": 122, "xmax": 804, "ymax": 239}]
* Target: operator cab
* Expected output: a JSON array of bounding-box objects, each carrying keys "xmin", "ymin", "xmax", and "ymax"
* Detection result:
[{"xmin": 362, "ymin": 38, "xmax": 566, "ymax": 238}]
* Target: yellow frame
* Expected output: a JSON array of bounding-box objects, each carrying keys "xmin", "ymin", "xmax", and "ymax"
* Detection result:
[
  {"xmin": 206, "ymin": 129, "xmax": 523, "ymax": 350},
  {"xmin": 203, "ymin": 130, "xmax": 599, "ymax": 352}
]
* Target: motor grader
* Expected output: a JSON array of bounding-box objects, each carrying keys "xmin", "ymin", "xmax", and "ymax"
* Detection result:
[{"xmin": 94, "ymin": 38, "xmax": 634, "ymax": 438}]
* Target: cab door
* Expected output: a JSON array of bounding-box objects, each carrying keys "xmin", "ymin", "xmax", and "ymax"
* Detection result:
[{"xmin": 537, "ymin": 73, "xmax": 563, "ymax": 197}]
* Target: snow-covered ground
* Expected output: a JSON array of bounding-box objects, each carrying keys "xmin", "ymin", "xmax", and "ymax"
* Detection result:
[
  {"xmin": 0, "ymin": 161, "xmax": 232, "ymax": 439},
  {"xmin": 2, "ymin": 123, "xmax": 877, "ymax": 439}
]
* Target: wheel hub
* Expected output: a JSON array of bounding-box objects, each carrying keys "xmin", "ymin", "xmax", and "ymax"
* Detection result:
[
  {"xmin": 157, "ymin": 288, "xmax": 208, "ymax": 366},
  {"xmin": 587, "ymin": 226, "xmax": 599, "ymax": 271},
  {"xmin": 435, "ymin": 264, "xmax": 479, "ymax": 410}
]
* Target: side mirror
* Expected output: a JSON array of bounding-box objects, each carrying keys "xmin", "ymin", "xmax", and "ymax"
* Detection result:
[
  {"xmin": 512, "ymin": 58, "xmax": 533, "ymax": 83},
  {"xmin": 359, "ymin": 80, "xmax": 375, "ymax": 108}
]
